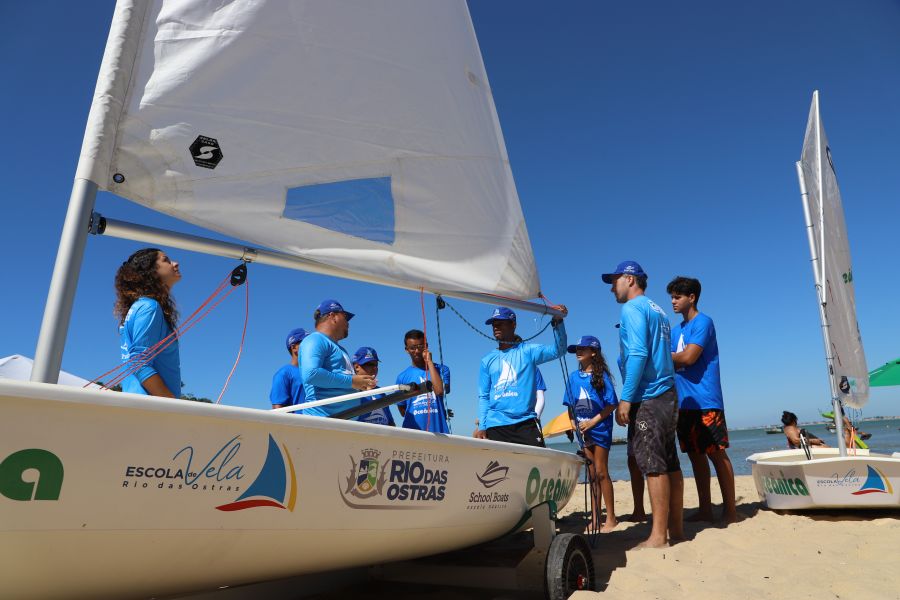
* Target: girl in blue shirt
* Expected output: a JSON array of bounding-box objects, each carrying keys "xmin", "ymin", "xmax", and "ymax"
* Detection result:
[
  {"xmin": 563, "ymin": 336, "xmax": 619, "ymax": 533},
  {"xmin": 114, "ymin": 248, "xmax": 182, "ymax": 398}
]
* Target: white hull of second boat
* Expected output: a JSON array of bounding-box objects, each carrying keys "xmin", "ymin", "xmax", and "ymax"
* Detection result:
[
  {"xmin": 748, "ymin": 448, "xmax": 900, "ymax": 510},
  {"xmin": 0, "ymin": 379, "xmax": 582, "ymax": 600}
]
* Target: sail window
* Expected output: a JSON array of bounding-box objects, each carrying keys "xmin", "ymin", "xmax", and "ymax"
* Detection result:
[{"xmin": 284, "ymin": 177, "xmax": 395, "ymax": 244}]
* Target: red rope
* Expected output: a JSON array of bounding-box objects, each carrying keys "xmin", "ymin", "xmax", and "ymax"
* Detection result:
[
  {"xmin": 420, "ymin": 288, "xmax": 433, "ymax": 432},
  {"xmin": 215, "ymin": 278, "xmax": 250, "ymax": 404}
]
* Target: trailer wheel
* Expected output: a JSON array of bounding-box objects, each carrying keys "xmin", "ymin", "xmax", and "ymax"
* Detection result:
[{"xmin": 544, "ymin": 533, "xmax": 594, "ymax": 600}]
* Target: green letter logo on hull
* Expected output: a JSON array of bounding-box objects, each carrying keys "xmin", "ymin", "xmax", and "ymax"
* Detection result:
[
  {"xmin": 0, "ymin": 449, "xmax": 64, "ymax": 501},
  {"xmin": 525, "ymin": 467, "xmax": 576, "ymax": 506}
]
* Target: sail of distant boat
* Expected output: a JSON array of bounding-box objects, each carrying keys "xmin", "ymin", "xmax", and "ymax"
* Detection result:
[
  {"xmin": 76, "ymin": 0, "xmax": 539, "ymax": 300},
  {"xmin": 798, "ymin": 91, "xmax": 869, "ymax": 408}
]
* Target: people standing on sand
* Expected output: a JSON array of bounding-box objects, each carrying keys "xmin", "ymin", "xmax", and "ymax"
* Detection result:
[
  {"xmin": 602, "ymin": 260, "xmax": 683, "ymax": 548},
  {"xmin": 475, "ymin": 305, "xmax": 568, "ymax": 447},
  {"xmin": 781, "ymin": 411, "xmax": 827, "ymax": 449},
  {"xmin": 563, "ymin": 335, "xmax": 619, "ymax": 532},
  {"xmin": 396, "ymin": 329, "xmax": 451, "ymax": 432},
  {"xmin": 667, "ymin": 276, "xmax": 739, "ymax": 524},
  {"xmin": 300, "ymin": 299, "xmax": 376, "ymax": 416},
  {"xmin": 352, "ymin": 346, "xmax": 395, "ymax": 426},
  {"xmin": 270, "ymin": 328, "xmax": 307, "ymax": 409},
  {"xmin": 115, "ymin": 248, "xmax": 182, "ymax": 398}
]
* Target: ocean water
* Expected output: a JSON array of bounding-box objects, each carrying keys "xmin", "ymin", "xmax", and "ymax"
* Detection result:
[{"xmin": 547, "ymin": 418, "xmax": 900, "ymax": 481}]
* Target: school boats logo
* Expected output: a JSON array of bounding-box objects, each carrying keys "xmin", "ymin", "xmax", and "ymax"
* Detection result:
[
  {"xmin": 340, "ymin": 448, "xmax": 448, "ymax": 509},
  {"xmin": 476, "ymin": 461, "xmax": 509, "ymax": 488},
  {"xmin": 851, "ymin": 465, "xmax": 893, "ymax": 496},
  {"xmin": 468, "ymin": 460, "xmax": 510, "ymax": 510},
  {"xmin": 216, "ymin": 435, "xmax": 297, "ymax": 511}
]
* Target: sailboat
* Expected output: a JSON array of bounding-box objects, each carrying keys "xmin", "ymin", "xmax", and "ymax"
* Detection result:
[
  {"xmin": 0, "ymin": 2, "xmax": 585, "ymax": 598},
  {"xmin": 747, "ymin": 91, "xmax": 900, "ymax": 510}
]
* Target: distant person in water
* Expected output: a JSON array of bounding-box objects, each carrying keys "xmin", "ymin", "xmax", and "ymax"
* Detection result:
[
  {"xmin": 270, "ymin": 328, "xmax": 307, "ymax": 409},
  {"xmin": 781, "ymin": 411, "xmax": 827, "ymax": 449},
  {"xmin": 396, "ymin": 329, "xmax": 450, "ymax": 432},
  {"xmin": 668, "ymin": 276, "xmax": 738, "ymax": 524},
  {"xmin": 115, "ymin": 248, "xmax": 182, "ymax": 398},
  {"xmin": 475, "ymin": 304, "xmax": 568, "ymax": 447},
  {"xmin": 300, "ymin": 299, "xmax": 376, "ymax": 416},
  {"xmin": 353, "ymin": 346, "xmax": 395, "ymax": 426}
]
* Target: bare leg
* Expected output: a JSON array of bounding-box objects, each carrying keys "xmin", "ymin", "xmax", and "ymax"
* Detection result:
[
  {"xmin": 594, "ymin": 446, "xmax": 617, "ymax": 532},
  {"xmin": 686, "ymin": 451, "xmax": 714, "ymax": 522},
  {"xmin": 668, "ymin": 470, "xmax": 684, "ymax": 542},
  {"xmin": 709, "ymin": 449, "xmax": 739, "ymax": 523},
  {"xmin": 625, "ymin": 454, "xmax": 647, "ymax": 521},
  {"xmin": 639, "ymin": 473, "xmax": 669, "ymax": 548}
]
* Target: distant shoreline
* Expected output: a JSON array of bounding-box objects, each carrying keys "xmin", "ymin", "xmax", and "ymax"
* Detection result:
[{"xmin": 732, "ymin": 415, "xmax": 900, "ymax": 432}]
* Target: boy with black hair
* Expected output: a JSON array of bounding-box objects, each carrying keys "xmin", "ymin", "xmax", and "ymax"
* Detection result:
[
  {"xmin": 667, "ymin": 276, "xmax": 738, "ymax": 524},
  {"xmin": 396, "ymin": 329, "xmax": 450, "ymax": 432}
]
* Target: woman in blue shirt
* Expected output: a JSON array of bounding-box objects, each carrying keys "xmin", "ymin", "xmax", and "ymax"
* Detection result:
[
  {"xmin": 114, "ymin": 248, "xmax": 182, "ymax": 398},
  {"xmin": 563, "ymin": 335, "xmax": 619, "ymax": 533}
]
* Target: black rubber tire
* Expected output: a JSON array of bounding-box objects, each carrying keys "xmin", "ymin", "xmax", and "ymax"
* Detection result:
[{"xmin": 544, "ymin": 533, "xmax": 594, "ymax": 600}]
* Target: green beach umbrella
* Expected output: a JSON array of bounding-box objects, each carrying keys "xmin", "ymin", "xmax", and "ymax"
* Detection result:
[{"xmin": 869, "ymin": 358, "xmax": 900, "ymax": 387}]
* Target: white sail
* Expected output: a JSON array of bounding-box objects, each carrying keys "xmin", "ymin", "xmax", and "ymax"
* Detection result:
[
  {"xmin": 798, "ymin": 91, "xmax": 869, "ymax": 407},
  {"xmin": 76, "ymin": 0, "xmax": 539, "ymax": 299}
]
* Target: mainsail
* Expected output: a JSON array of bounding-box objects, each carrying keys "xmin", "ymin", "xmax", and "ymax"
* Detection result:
[
  {"xmin": 77, "ymin": 0, "xmax": 539, "ymax": 299},
  {"xmin": 798, "ymin": 91, "xmax": 868, "ymax": 407}
]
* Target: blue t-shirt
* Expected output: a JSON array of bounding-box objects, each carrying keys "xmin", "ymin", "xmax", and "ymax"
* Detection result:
[
  {"xmin": 119, "ymin": 297, "xmax": 181, "ymax": 398},
  {"xmin": 357, "ymin": 393, "xmax": 395, "ymax": 426},
  {"xmin": 671, "ymin": 313, "xmax": 724, "ymax": 410},
  {"xmin": 478, "ymin": 322, "xmax": 567, "ymax": 429},
  {"xmin": 617, "ymin": 295, "xmax": 674, "ymax": 403},
  {"xmin": 269, "ymin": 364, "xmax": 305, "ymax": 407},
  {"xmin": 299, "ymin": 332, "xmax": 356, "ymax": 417},
  {"xmin": 396, "ymin": 364, "xmax": 450, "ymax": 433},
  {"xmin": 563, "ymin": 370, "xmax": 618, "ymax": 448},
  {"xmin": 535, "ymin": 368, "xmax": 547, "ymax": 392}
]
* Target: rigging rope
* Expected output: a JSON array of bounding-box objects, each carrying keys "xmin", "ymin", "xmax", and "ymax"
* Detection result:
[
  {"xmin": 215, "ymin": 269, "xmax": 250, "ymax": 404},
  {"xmin": 439, "ymin": 296, "xmax": 553, "ymax": 342},
  {"xmin": 419, "ymin": 288, "xmax": 434, "ymax": 432}
]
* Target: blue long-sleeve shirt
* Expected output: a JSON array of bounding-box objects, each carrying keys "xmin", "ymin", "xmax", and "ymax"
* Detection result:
[
  {"xmin": 617, "ymin": 295, "xmax": 674, "ymax": 403},
  {"xmin": 478, "ymin": 321, "xmax": 566, "ymax": 429},
  {"xmin": 119, "ymin": 297, "xmax": 181, "ymax": 398},
  {"xmin": 299, "ymin": 331, "xmax": 356, "ymax": 416}
]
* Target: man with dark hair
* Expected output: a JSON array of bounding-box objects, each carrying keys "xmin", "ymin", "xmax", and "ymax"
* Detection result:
[
  {"xmin": 781, "ymin": 411, "xmax": 827, "ymax": 449},
  {"xmin": 475, "ymin": 304, "xmax": 568, "ymax": 447},
  {"xmin": 603, "ymin": 260, "xmax": 683, "ymax": 548},
  {"xmin": 667, "ymin": 276, "xmax": 738, "ymax": 524},
  {"xmin": 396, "ymin": 329, "xmax": 450, "ymax": 432},
  {"xmin": 299, "ymin": 299, "xmax": 376, "ymax": 416},
  {"xmin": 270, "ymin": 327, "xmax": 307, "ymax": 409},
  {"xmin": 353, "ymin": 346, "xmax": 395, "ymax": 426}
]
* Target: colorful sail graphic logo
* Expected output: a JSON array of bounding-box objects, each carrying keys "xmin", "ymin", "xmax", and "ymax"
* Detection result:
[
  {"xmin": 851, "ymin": 465, "xmax": 893, "ymax": 496},
  {"xmin": 216, "ymin": 435, "xmax": 297, "ymax": 511}
]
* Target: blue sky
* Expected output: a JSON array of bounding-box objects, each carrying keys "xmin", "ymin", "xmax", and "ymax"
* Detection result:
[{"xmin": 1, "ymin": 1, "xmax": 898, "ymax": 432}]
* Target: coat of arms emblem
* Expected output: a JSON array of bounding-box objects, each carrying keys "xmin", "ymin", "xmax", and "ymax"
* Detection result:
[{"xmin": 344, "ymin": 448, "xmax": 387, "ymax": 499}]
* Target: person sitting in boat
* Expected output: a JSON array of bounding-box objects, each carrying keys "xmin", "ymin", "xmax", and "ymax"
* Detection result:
[
  {"xmin": 300, "ymin": 299, "xmax": 376, "ymax": 416},
  {"xmin": 475, "ymin": 304, "xmax": 567, "ymax": 447},
  {"xmin": 269, "ymin": 328, "xmax": 307, "ymax": 409},
  {"xmin": 781, "ymin": 411, "xmax": 827, "ymax": 449},
  {"xmin": 353, "ymin": 346, "xmax": 395, "ymax": 426},
  {"xmin": 396, "ymin": 329, "xmax": 450, "ymax": 433},
  {"xmin": 115, "ymin": 248, "xmax": 182, "ymax": 398},
  {"xmin": 564, "ymin": 335, "xmax": 619, "ymax": 532}
]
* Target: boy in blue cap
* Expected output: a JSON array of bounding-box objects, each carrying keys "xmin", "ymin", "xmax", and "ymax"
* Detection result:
[
  {"xmin": 475, "ymin": 304, "xmax": 568, "ymax": 447},
  {"xmin": 270, "ymin": 327, "xmax": 307, "ymax": 409},
  {"xmin": 352, "ymin": 347, "xmax": 395, "ymax": 426},
  {"xmin": 396, "ymin": 329, "xmax": 450, "ymax": 433},
  {"xmin": 300, "ymin": 299, "xmax": 377, "ymax": 416},
  {"xmin": 603, "ymin": 260, "xmax": 683, "ymax": 548}
]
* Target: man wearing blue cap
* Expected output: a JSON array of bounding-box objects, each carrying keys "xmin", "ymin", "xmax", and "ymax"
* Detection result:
[
  {"xmin": 299, "ymin": 299, "xmax": 377, "ymax": 417},
  {"xmin": 603, "ymin": 261, "xmax": 684, "ymax": 548},
  {"xmin": 352, "ymin": 347, "xmax": 395, "ymax": 426},
  {"xmin": 270, "ymin": 328, "xmax": 308, "ymax": 409},
  {"xmin": 475, "ymin": 304, "xmax": 568, "ymax": 447}
]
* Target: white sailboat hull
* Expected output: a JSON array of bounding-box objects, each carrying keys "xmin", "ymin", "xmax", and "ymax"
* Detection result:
[
  {"xmin": 748, "ymin": 448, "xmax": 900, "ymax": 510},
  {"xmin": 0, "ymin": 379, "xmax": 581, "ymax": 599}
]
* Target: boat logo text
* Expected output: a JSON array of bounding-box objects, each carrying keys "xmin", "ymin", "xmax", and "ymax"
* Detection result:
[{"xmin": 340, "ymin": 448, "xmax": 448, "ymax": 509}]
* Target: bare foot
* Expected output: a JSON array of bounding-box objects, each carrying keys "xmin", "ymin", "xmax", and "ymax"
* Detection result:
[
  {"xmin": 686, "ymin": 511, "xmax": 714, "ymax": 523},
  {"xmin": 636, "ymin": 538, "xmax": 669, "ymax": 549},
  {"xmin": 600, "ymin": 520, "xmax": 618, "ymax": 533},
  {"xmin": 668, "ymin": 532, "xmax": 686, "ymax": 544},
  {"xmin": 622, "ymin": 513, "xmax": 649, "ymax": 522},
  {"xmin": 718, "ymin": 511, "xmax": 743, "ymax": 525}
]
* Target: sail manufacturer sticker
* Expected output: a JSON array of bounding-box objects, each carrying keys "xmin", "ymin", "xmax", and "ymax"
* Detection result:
[{"xmin": 189, "ymin": 135, "xmax": 224, "ymax": 169}]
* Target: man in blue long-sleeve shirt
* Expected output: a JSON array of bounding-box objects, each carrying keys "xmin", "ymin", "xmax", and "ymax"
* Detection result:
[
  {"xmin": 603, "ymin": 260, "xmax": 683, "ymax": 548},
  {"xmin": 475, "ymin": 304, "xmax": 567, "ymax": 447},
  {"xmin": 300, "ymin": 299, "xmax": 376, "ymax": 417}
]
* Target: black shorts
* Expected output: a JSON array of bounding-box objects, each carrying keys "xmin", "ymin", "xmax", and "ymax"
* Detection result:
[
  {"xmin": 486, "ymin": 419, "xmax": 546, "ymax": 448},
  {"xmin": 677, "ymin": 409, "xmax": 730, "ymax": 455},
  {"xmin": 627, "ymin": 387, "xmax": 681, "ymax": 475}
]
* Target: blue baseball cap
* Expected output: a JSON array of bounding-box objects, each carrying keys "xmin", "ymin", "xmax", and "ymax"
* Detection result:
[
  {"xmin": 485, "ymin": 306, "xmax": 516, "ymax": 325},
  {"xmin": 352, "ymin": 346, "xmax": 380, "ymax": 365},
  {"xmin": 285, "ymin": 327, "xmax": 308, "ymax": 350},
  {"xmin": 316, "ymin": 299, "xmax": 355, "ymax": 320},
  {"xmin": 567, "ymin": 335, "xmax": 601, "ymax": 353},
  {"xmin": 601, "ymin": 260, "xmax": 647, "ymax": 284}
]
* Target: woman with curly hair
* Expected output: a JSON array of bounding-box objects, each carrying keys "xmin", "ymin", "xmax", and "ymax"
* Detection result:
[
  {"xmin": 114, "ymin": 248, "xmax": 182, "ymax": 398},
  {"xmin": 563, "ymin": 335, "xmax": 619, "ymax": 533}
]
